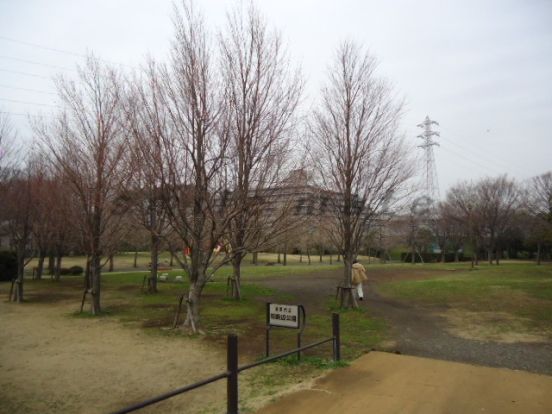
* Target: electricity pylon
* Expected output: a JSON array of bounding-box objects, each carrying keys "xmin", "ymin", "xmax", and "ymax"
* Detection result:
[{"xmin": 417, "ymin": 116, "xmax": 440, "ymax": 201}]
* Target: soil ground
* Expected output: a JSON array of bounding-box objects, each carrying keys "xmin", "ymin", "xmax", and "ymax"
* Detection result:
[
  {"xmin": 256, "ymin": 351, "xmax": 552, "ymax": 414},
  {"xmin": 0, "ymin": 299, "xmax": 229, "ymax": 414},
  {"xmin": 0, "ymin": 277, "xmax": 330, "ymax": 414}
]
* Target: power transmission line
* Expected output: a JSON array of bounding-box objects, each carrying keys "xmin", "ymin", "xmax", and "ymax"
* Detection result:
[
  {"xmin": 439, "ymin": 144, "xmax": 505, "ymax": 177},
  {"xmin": 0, "ymin": 55, "xmax": 76, "ymax": 72},
  {"xmin": 0, "ymin": 84, "xmax": 56, "ymax": 95},
  {"xmin": 0, "ymin": 35, "xmax": 137, "ymax": 69},
  {"xmin": 0, "ymin": 35, "xmax": 87, "ymax": 58},
  {"xmin": 439, "ymin": 125, "xmax": 527, "ymax": 177},
  {"xmin": 0, "ymin": 68, "xmax": 51, "ymax": 79},
  {"xmin": 0, "ymin": 110, "xmax": 48, "ymax": 118},
  {"xmin": 0, "ymin": 97, "xmax": 60, "ymax": 108}
]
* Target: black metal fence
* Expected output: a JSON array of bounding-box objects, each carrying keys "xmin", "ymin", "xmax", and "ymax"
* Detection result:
[{"xmin": 111, "ymin": 313, "xmax": 341, "ymax": 414}]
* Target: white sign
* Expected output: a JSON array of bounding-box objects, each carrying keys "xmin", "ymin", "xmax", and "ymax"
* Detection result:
[{"xmin": 269, "ymin": 303, "xmax": 300, "ymax": 328}]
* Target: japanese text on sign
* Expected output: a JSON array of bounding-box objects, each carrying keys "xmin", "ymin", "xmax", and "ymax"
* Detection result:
[{"xmin": 268, "ymin": 303, "xmax": 300, "ymax": 328}]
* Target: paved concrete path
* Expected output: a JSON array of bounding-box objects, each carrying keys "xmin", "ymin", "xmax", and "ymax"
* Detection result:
[{"xmin": 256, "ymin": 352, "xmax": 552, "ymax": 414}]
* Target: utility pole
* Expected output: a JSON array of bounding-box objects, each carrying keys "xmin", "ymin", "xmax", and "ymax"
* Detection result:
[{"xmin": 417, "ymin": 116, "xmax": 440, "ymax": 202}]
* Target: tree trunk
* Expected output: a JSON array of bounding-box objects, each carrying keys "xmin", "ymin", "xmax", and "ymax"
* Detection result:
[
  {"xmin": 133, "ymin": 250, "xmax": 138, "ymax": 268},
  {"xmin": 149, "ymin": 232, "xmax": 159, "ymax": 293},
  {"xmin": 84, "ymin": 256, "xmax": 91, "ymax": 290},
  {"xmin": 537, "ymin": 242, "xmax": 542, "ymax": 265},
  {"xmin": 341, "ymin": 255, "xmax": 358, "ymax": 309},
  {"xmin": 15, "ymin": 249, "xmax": 25, "ymax": 303},
  {"xmin": 36, "ymin": 252, "xmax": 45, "ymax": 280},
  {"xmin": 319, "ymin": 248, "xmax": 323, "ymax": 263},
  {"xmin": 330, "ymin": 254, "xmax": 333, "ymax": 264},
  {"xmin": 299, "ymin": 252, "xmax": 303, "ymax": 263},
  {"xmin": 337, "ymin": 254, "xmax": 341, "ymax": 262},
  {"xmin": 183, "ymin": 282, "xmax": 203, "ymax": 333},
  {"xmin": 307, "ymin": 248, "xmax": 311, "ymax": 265},
  {"xmin": 90, "ymin": 252, "xmax": 101, "ymax": 315},
  {"xmin": 170, "ymin": 251, "xmax": 174, "ymax": 267},
  {"xmin": 108, "ymin": 254, "xmax": 114, "ymax": 272},
  {"xmin": 277, "ymin": 251, "xmax": 281, "ymax": 264},
  {"xmin": 48, "ymin": 253, "xmax": 55, "ymax": 275},
  {"xmin": 231, "ymin": 256, "xmax": 243, "ymax": 300},
  {"xmin": 496, "ymin": 248, "xmax": 500, "ymax": 265},
  {"xmin": 283, "ymin": 250, "xmax": 287, "ymax": 266},
  {"xmin": 54, "ymin": 254, "xmax": 62, "ymax": 281}
]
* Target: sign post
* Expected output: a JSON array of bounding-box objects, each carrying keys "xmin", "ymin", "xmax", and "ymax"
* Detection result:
[{"xmin": 266, "ymin": 303, "xmax": 306, "ymax": 358}]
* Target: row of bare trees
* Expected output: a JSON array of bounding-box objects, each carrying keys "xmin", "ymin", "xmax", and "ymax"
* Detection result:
[
  {"xmin": 402, "ymin": 173, "xmax": 552, "ymax": 265},
  {"xmin": 28, "ymin": 3, "xmax": 304, "ymax": 328},
  {"xmin": 1, "ymin": 1, "xmax": 420, "ymax": 326}
]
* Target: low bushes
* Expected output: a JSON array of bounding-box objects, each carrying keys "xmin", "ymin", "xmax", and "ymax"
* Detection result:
[
  {"xmin": 0, "ymin": 251, "xmax": 17, "ymax": 281},
  {"xmin": 401, "ymin": 252, "xmax": 467, "ymax": 263}
]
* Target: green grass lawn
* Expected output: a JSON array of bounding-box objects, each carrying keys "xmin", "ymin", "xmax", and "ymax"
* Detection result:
[
  {"xmin": 18, "ymin": 262, "xmax": 383, "ymax": 362},
  {"xmin": 378, "ymin": 263, "xmax": 552, "ymax": 334},
  {"xmin": 24, "ymin": 251, "xmax": 376, "ymax": 274}
]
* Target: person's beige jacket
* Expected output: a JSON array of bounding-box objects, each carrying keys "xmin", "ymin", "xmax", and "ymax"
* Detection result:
[{"xmin": 351, "ymin": 262, "xmax": 368, "ymax": 285}]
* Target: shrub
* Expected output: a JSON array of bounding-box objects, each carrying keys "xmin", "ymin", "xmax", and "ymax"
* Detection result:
[
  {"xmin": 401, "ymin": 252, "xmax": 466, "ymax": 263},
  {"xmin": 69, "ymin": 265, "xmax": 84, "ymax": 275},
  {"xmin": 59, "ymin": 268, "xmax": 72, "ymax": 276},
  {"xmin": 0, "ymin": 251, "xmax": 17, "ymax": 281}
]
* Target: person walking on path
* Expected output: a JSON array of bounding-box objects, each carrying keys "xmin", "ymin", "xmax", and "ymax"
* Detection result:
[{"xmin": 351, "ymin": 260, "xmax": 368, "ymax": 300}]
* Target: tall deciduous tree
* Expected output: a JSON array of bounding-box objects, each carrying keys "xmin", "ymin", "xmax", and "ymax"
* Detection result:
[
  {"xmin": 0, "ymin": 113, "xmax": 17, "ymax": 180},
  {"xmin": 36, "ymin": 56, "xmax": 128, "ymax": 314},
  {"xmin": 444, "ymin": 181, "xmax": 484, "ymax": 267},
  {"xmin": 220, "ymin": 3, "xmax": 302, "ymax": 299},
  {"xmin": 122, "ymin": 60, "xmax": 171, "ymax": 293},
  {"xmin": 2, "ymin": 161, "xmax": 35, "ymax": 302},
  {"xmin": 526, "ymin": 171, "xmax": 552, "ymax": 264},
  {"xmin": 161, "ymin": 1, "xmax": 234, "ymax": 332},
  {"xmin": 477, "ymin": 176, "xmax": 520, "ymax": 265},
  {"xmin": 311, "ymin": 41, "xmax": 413, "ymax": 308}
]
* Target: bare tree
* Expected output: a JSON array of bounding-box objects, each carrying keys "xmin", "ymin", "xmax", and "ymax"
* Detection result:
[
  {"xmin": 406, "ymin": 196, "xmax": 432, "ymax": 264},
  {"xmin": 219, "ymin": 3, "xmax": 302, "ymax": 299},
  {"xmin": 122, "ymin": 60, "xmax": 171, "ymax": 292},
  {"xmin": 443, "ymin": 177, "xmax": 520, "ymax": 266},
  {"xmin": 35, "ymin": 56, "xmax": 128, "ymax": 314},
  {"xmin": 311, "ymin": 41, "xmax": 413, "ymax": 308},
  {"xmin": 0, "ymin": 114, "xmax": 34, "ymax": 301},
  {"xmin": 0, "ymin": 113, "xmax": 18, "ymax": 180},
  {"xmin": 29, "ymin": 159, "xmax": 53, "ymax": 280},
  {"xmin": 436, "ymin": 202, "xmax": 466, "ymax": 262},
  {"xmin": 160, "ymin": 1, "xmax": 235, "ymax": 332},
  {"xmin": 526, "ymin": 171, "xmax": 552, "ymax": 264},
  {"xmin": 477, "ymin": 176, "xmax": 520, "ymax": 265},
  {"xmin": 4, "ymin": 170, "xmax": 35, "ymax": 302},
  {"xmin": 444, "ymin": 181, "xmax": 484, "ymax": 267}
]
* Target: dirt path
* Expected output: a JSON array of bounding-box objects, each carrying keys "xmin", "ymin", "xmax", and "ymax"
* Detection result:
[
  {"xmin": 366, "ymin": 288, "xmax": 552, "ymax": 375},
  {"xmin": 256, "ymin": 351, "xmax": 552, "ymax": 414},
  {"xmin": 0, "ymin": 299, "xmax": 228, "ymax": 414},
  {"xmin": 254, "ymin": 267, "xmax": 552, "ymax": 375}
]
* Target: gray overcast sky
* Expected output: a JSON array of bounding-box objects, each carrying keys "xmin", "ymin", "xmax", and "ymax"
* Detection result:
[{"xmin": 1, "ymin": 0, "xmax": 551, "ymax": 196}]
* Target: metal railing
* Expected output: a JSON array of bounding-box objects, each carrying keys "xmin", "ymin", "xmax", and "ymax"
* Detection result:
[{"xmin": 111, "ymin": 313, "xmax": 341, "ymax": 414}]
